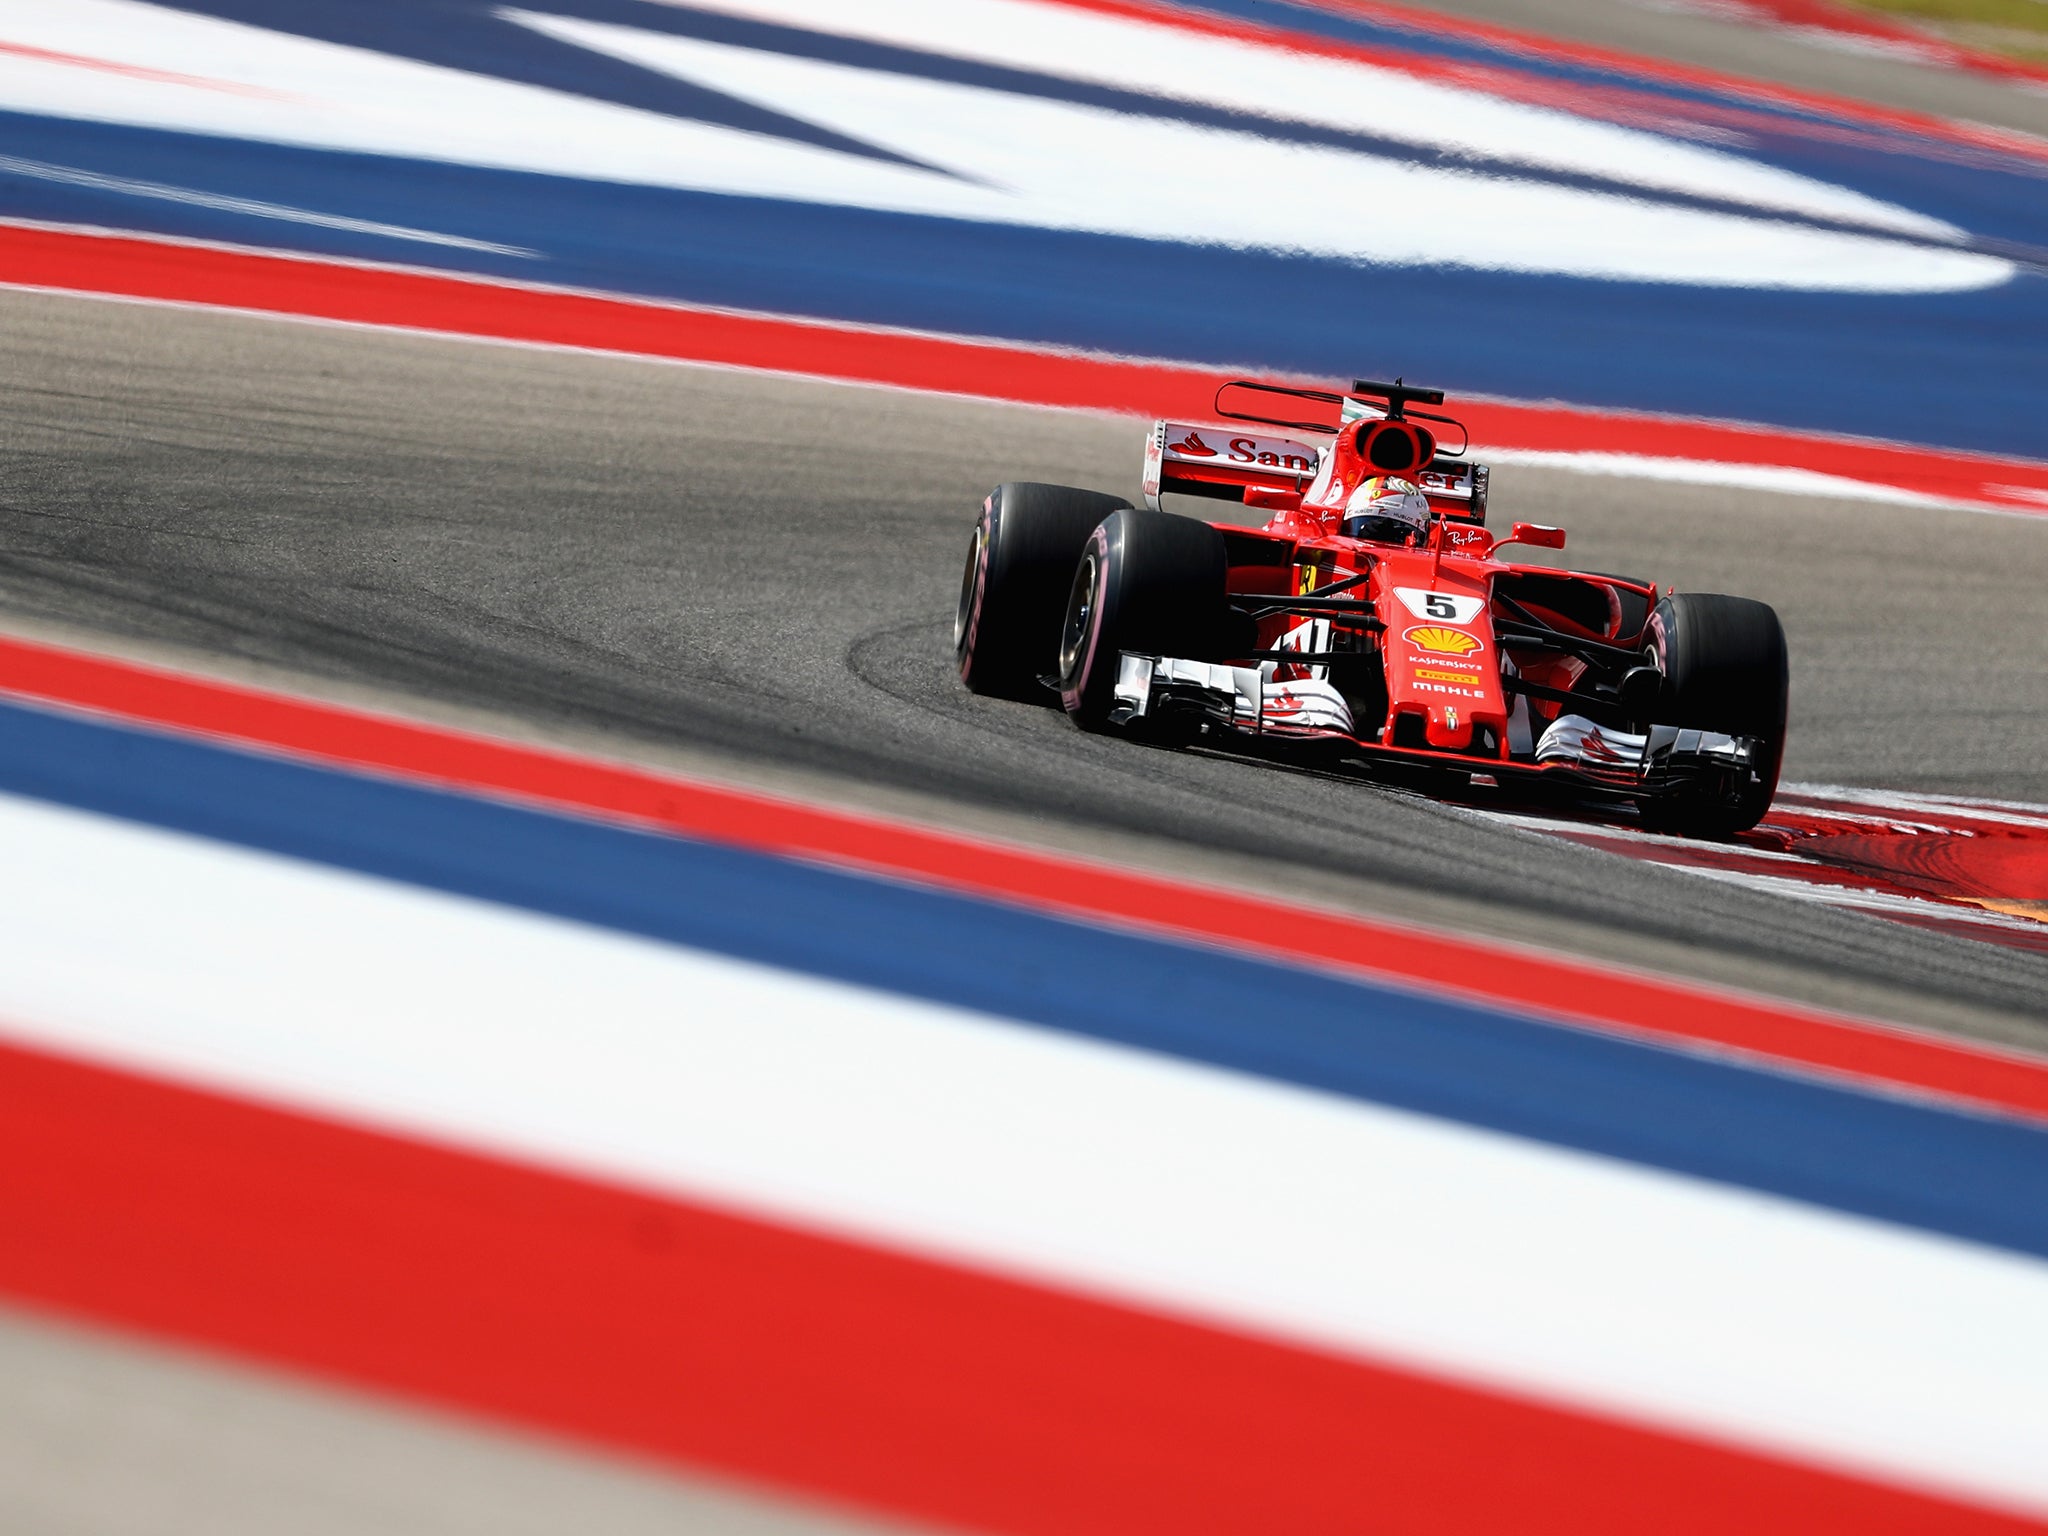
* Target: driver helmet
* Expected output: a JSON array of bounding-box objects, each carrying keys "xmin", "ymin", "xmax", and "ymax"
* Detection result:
[{"xmin": 1342, "ymin": 475, "xmax": 1431, "ymax": 545}]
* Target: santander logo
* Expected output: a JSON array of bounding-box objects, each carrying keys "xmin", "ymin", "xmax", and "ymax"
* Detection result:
[{"xmin": 1171, "ymin": 430, "xmax": 1220, "ymax": 457}]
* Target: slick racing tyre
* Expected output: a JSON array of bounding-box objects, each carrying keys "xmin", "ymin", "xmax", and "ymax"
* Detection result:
[
  {"xmin": 957, "ymin": 482, "xmax": 1130, "ymax": 701},
  {"xmin": 1058, "ymin": 507, "xmax": 1232, "ymax": 730},
  {"xmin": 1638, "ymin": 592, "xmax": 1790, "ymax": 837}
]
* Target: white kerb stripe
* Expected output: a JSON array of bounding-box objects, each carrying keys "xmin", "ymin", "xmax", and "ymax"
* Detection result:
[
  {"xmin": 0, "ymin": 0, "xmax": 2005, "ymax": 291},
  {"xmin": 668, "ymin": 0, "xmax": 1958, "ymax": 239},
  {"xmin": 0, "ymin": 790, "xmax": 2044, "ymax": 1517}
]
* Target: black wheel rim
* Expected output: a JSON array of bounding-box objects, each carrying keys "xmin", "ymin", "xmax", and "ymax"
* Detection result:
[{"xmin": 1059, "ymin": 550, "xmax": 1098, "ymax": 683}]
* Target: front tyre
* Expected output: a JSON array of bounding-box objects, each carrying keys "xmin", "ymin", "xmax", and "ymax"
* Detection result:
[
  {"xmin": 956, "ymin": 482, "xmax": 1130, "ymax": 701},
  {"xmin": 1058, "ymin": 508, "xmax": 1230, "ymax": 730},
  {"xmin": 1638, "ymin": 592, "xmax": 1790, "ymax": 837}
]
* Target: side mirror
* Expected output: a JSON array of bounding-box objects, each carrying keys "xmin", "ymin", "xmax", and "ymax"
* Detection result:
[{"xmin": 1506, "ymin": 521, "xmax": 1566, "ymax": 551}]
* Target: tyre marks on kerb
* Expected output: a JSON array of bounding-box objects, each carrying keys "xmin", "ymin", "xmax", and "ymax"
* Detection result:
[{"xmin": 1465, "ymin": 787, "xmax": 2048, "ymax": 954}]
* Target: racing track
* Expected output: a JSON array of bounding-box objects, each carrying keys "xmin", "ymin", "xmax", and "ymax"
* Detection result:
[{"xmin": 5, "ymin": 286, "xmax": 2046, "ymax": 1041}]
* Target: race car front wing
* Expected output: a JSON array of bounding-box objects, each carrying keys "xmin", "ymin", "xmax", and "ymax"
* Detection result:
[{"xmin": 1109, "ymin": 650, "xmax": 1761, "ymax": 802}]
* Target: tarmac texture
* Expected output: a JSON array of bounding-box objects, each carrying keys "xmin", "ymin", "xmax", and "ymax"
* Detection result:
[
  {"xmin": 5, "ymin": 179, "xmax": 2048, "ymax": 1524},
  {"xmin": 5, "ymin": 289, "xmax": 2045, "ymax": 1039}
]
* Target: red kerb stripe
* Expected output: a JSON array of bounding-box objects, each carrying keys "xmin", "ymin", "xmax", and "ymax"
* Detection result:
[
  {"xmin": 3, "ymin": 630, "xmax": 2046, "ymax": 1122},
  {"xmin": 1, "ymin": 1035, "xmax": 2031, "ymax": 1535}
]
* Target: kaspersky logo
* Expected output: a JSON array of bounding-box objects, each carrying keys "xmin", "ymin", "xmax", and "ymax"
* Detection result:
[{"xmin": 1404, "ymin": 625, "xmax": 1483, "ymax": 658}]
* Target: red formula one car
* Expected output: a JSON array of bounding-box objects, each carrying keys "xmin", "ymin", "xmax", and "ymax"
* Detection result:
[{"xmin": 956, "ymin": 380, "xmax": 1789, "ymax": 836}]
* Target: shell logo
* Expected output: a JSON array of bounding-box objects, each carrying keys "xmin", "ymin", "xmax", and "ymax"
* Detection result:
[{"xmin": 1405, "ymin": 625, "xmax": 1483, "ymax": 658}]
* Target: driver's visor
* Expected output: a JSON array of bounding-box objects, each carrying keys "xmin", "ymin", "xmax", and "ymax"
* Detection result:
[{"xmin": 1342, "ymin": 514, "xmax": 1425, "ymax": 546}]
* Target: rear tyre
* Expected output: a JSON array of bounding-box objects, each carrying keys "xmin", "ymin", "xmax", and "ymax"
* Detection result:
[
  {"xmin": 1057, "ymin": 508, "xmax": 1230, "ymax": 730},
  {"xmin": 1637, "ymin": 592, "xmax": 1789, "ymax": 837},
  {"xmin": 956, "ymin": 482, "xmax": 1130, "ymax": 701}
]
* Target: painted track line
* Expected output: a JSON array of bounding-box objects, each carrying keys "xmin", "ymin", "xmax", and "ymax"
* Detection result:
[
  {"xmin": 9, "ymin": 1031, "xmax": 2039, "ymax": 1536},
  {"xmin": 3, "ymin": 628, "xmax": 2044, "ymax": 1123},
  {"xmin": 4, "ymin": 672, "xmax": 2048, "ymax": 1528}
]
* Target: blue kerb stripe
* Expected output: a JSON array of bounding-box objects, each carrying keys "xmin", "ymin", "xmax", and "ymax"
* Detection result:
[
  {"xmin": 4, "ymin": 697, "xmax": 2047, "ymax": 1257},
  {"xmin": 11, "ymin": 107, "xmax": 2047, "ymax": 458}
]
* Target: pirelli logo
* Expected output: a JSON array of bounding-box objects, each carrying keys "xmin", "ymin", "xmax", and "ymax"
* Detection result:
[{"xmin": 1415, "ymin": 667, "xmax": 1484, "ymax": 685}]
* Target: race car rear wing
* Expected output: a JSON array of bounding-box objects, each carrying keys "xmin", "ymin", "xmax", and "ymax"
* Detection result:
[
  {"xmin": 1141, "ymin": 421, "xmax": 1318, "ymax": 509},
  {"xmin": 1414, "ymin": 457, "xmax": 1490, "ymax": 524},
  {"xmin": 1142, "ymin": 420, "xmax": 1489, "ymax": 523}
]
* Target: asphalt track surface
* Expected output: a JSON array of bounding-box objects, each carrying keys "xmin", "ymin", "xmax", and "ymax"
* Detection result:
[
  {"xmin": 4, "ymin": 274, "xmax": 2048, "ymax": 1535},
  {"xmin": 5, "ymin": 285, "xmax": 2047, "ymax": 1044}
]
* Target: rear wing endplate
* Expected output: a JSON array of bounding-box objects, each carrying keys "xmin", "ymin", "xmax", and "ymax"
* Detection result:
[{"xmin": 1416, "ymin": 458, "xmax": 1490, "ymax": 525}]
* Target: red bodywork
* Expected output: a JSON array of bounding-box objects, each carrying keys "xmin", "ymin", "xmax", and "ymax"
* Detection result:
[{"xmin": 1144, "ymin": 404, "xmax": 1658, "ymax": 776}]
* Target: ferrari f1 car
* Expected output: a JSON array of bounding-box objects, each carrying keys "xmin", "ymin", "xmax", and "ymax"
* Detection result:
[{"xmin": 955, "ymin": 379, "xmax": 1789, "ymax": 836}]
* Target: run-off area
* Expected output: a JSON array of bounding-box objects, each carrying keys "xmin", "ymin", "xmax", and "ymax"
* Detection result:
[{"xmin": 1, "ymin": 285, "xmax": 2047, "ymax": 1536}]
